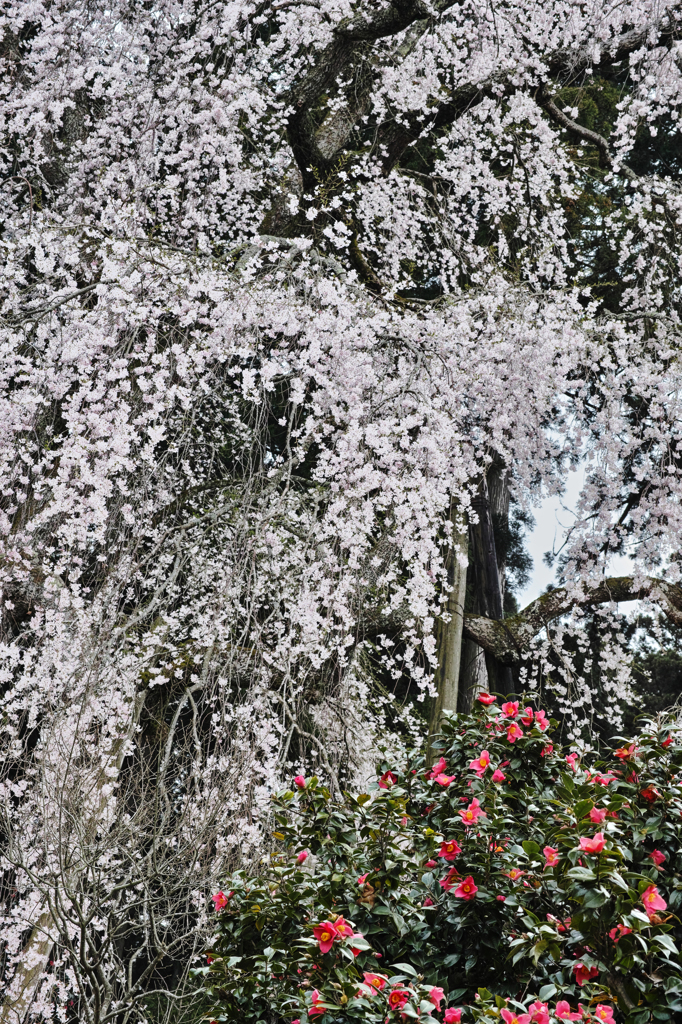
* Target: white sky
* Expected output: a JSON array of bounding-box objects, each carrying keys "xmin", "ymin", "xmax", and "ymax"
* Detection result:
[{"xmin": 517, "ymin": 468, "xmax": 634, "ymax": 608}]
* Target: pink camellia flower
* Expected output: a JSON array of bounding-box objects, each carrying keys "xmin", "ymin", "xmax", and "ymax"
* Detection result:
[
  {"xmin": 211, "ymin": 891, "xmax": 230, "ymax": 911},
  {"xmin": 573, "ymin": 963, "xmax": 598, "ymax": 986},
  {"xmin": 642, "ymin": 884, "xmax": 667, "ymax": 918},
  {"xmin": 609, "ymin": 923, "xmax": 633, "ymax": 943},
  {"xmin": 439, "ymin": 839, "xmax": 462, "ymax": 861},
  {"xmin": 492, "ymin": 768, "xmax": 506, "ymax": 782},
  {"xmin": 469, "ymin": 749, "xmax": 491, "ymax": 776},
  {"xmin": 459, "ymin": 797, "xmax": 484, "ymax": 825},
  {"xmin": 294, "ymin": 775, "xmax": 306, "ymax": 788},
  {"xmin": 424, "ymin": 859, "xmax": 437, "ymax": 868},
  {"xmin": 520, "ymin": 707, "xmax": 534, "ymax": 726},
  {"xmin": 543, "ymin": 846, "xmax": 559, "ymax": 868},
  {"xmin": 565, "ymin": 753, "xmax": 579, "ymax": 771},
  {"xmin": 534, "ymin": 710, "xmax": 549, "ymax": 731},
  {"xmin": 528, "ymin": 1001, "xmax": 549, "ymax": 1024},
  {"xmin": 650, "ymin": 849, "xmax": 666, "ymax": 867},
  {"xmin": 443, "ymin": 1011, "xmax": 462, "ymax": 1024},
  {"xmin": 350, "ymin": 932, "xmax": 365, "ymax": 957},
  {"xmin": 309, "ymin": 990, "xmax": 325, "ymax": 1018},
  {"xmin": 379, "ymin": 770, "xmax": 397, "ymax": 789},
  {"xmin": 504, "ymin": 867, "xmax": 526, "ymax": 882},
  {"xmin": 428, "ymin": 757, "xmax": 447, "ymax": 779},
  {"xmin": 333, "ymin": 916, "xmax": 353, "ymax": 938},
  {"xmin": 593, "ymin": 1006, "xmax": 615, "ymax": 1023},
  {"xmin": 496, "ymin": 895, "xmax": 506, "ymax": 901},
  {"xmin": 454, "ymin": 875, "xmax": 478, "ymax": 900},
  {"xmin": 292, "ymin": 1019, "xmax": 301, "ymax": 1024},
  {"xmin": 555, "ymin": 1002, "xmax": 582, "ymax": 1021},
  {"xmin": 440, "ymin": 867, "xmax": 460, "ymax": 892},
  {"xmin": 477, "ymin": 693, "xmax": 496, "ymax": 705},
  {"xmin": 312, "ymin": 921, "xmax": 339, "ymax": 953},
  {"xmin": 506, "ymin": 722, "xmax": 524, "ymax": 743},
  {"xmin": 357, "ymin": 873, "xmax": 369, "ymax": 884},
  {"xmin": 501, "ymin": 1010, "xmax": 531, "ymax": 1024},
  {"xmin": 541, "ymin": 743, "xmax": 553, "ymax": 756},
  {"xmin": 428, "ymin": 987, "xmax": 445, "ymax": 1010},
  {"xmin": 594, "ymin": 773, "xmax": 616, "ymax": 786},
  {"xmin": 501, "ymin": 701, "xmax": 519, "ymax": 718},
  {"xmin": 387, "ymin": 987, "xmax": 410, "ymax": 1010},
  {"xmin": 526, "ymin": 1004, "xmax": 548, "ymax": 1024},
  {"xmin": 423, "ymin": 896, "xmax": 434, "ymax": 907},
  {"xmin": 589, "ymin": 807, "xmax": 607, "ymax": 823},
  {"xmin": 435, "ymin": 773, "xmax": 455, "ymax": 787},
  {"xmin": 579, "ymin": 833, "xmax": 605, "ymax": 854},
  {"xmin": 363, "ymin": 973, "xmax": 388, "ymax": 991},
  {"xmin": 297, "ymin": 851, "xmax": 308, "ymax": 864}
]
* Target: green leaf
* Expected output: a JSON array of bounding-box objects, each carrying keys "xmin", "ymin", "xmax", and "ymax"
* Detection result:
[
  {"xmin": 574, "ymin": 799, "xmax": 593, "ymax": 819},
  {"xmin": 391, "ymin": 963, "xmax": 418, "ymax": 976},
  {"xmin": 522, "ymin": 840, "xmax": 541, "ymax": 857},
  {"xmin": 653, "ymin": 934, "xmax": 678, "ymax": 956},
  {"xmin": 566, "ymin": 866, "xmax": 597, "ymax": 881}
]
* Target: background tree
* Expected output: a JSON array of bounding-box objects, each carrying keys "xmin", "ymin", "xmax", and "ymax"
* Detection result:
[{"xmin": 1, "ymin": 0, "xmax": 682, "ymax": 1020}]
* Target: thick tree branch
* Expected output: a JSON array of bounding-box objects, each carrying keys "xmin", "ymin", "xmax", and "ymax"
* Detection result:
[{"xmin": 462, "ymin": 576, "xmax": 682, "ymax": 665}]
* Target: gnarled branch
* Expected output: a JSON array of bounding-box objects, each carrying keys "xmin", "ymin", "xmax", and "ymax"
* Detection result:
[{"xmin": 463, "ymin": 576, "xmax": 682, "ymax": 665}]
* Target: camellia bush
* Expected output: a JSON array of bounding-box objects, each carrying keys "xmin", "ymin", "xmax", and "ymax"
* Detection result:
[{"xmin": 197, "ymin": 696, "xmax": 682, "ymax": 1024}]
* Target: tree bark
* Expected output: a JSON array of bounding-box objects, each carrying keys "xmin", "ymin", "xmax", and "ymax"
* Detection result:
[
  {"xmin": 428, "ymin": 508, "xmax": 468, "ymax": 754},
  {"xmin": 459, "ymin": 473, "xmax": 514, "ymax": 706},
  {"xmin": 461, "ymin": 576, "xmax": 682, "ymax": 663}
]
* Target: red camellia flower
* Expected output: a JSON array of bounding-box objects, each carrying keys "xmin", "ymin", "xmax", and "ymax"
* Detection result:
[
  {"xmin": 589, "ymin": 807, "xmax": 606, "ymax": 823},
  {"xmin": 528, "ymin": 1000, "xmax": 549, "ymax": 1024},
  {"xmin": 491, "ymin": 768, "xmax": 506, "ymax": 782},
  {"xmin": 439, "ymin": 839, "xmax": 462, "ymax": 861},
  {"xmin": 543, "ymin": 846, "xmax": 559, "ymax": 868},
  {"xmin": 211, "ymin": 891, "xmax": 230, "ymax": 911},
  {"xmin": 555, "ymin": 1002, "xmax": 582, "ymax": 1020},
  {"xmin": 593, "ymin": 1005, "xmax": 615, "ymax": 1023},
  {"xmin": 459, "ymin": 797, "xmax": 484, "ymax": 824},
  {"xmin": 469, "ymin": 749, "xmax": 490, "ymax": 776},
  {"xmin": 387, "ymin": 987, "xmax": 410, "ymax": 1010},
  {"xmin": 573, "ymin": 963, "xmax": 598, "ymax": 986},
  {"xmin": 506, "ymin": 722, "xmax": 524, "ymax": 743},
  {"xmin": 615, "ymin": 743, "xmax": 636, "ymax": 760},
  {"xmin": 424, "ymin": 859, "xmax": 437, "ymax": 868},
  {"xmin": 309, "ymin": 990, "xmax": 325, "ymax": 1017},
  {"xmin": 477, "ymin": 693, "xmax": 496, "ymax": 705},
  {"xmin": 428, "ymin": 987, "xmax": 445, "ymax": 1009},
  {"xmin": 609, "ymin": 923, "xmax": 633, "ymax": 943},
  {"xmin": 541, "ymin": 743, "xmax": 553, "ymax": 756},
  {"xmin": 434, "ymin": 773, "xmax": 455, "ymax": 787},
  {"xmin": 520, "ymin": 707, "xmax": 534, "ymax": 726},
  {"xmin": 642, "ymin": 884, "xmax": 667, "ymax": 918},
  {"xmin": 312, "ymin": 921, "xmax": 339, "ymax": 953},
  {"xmin": 501, "ymin": 700, "xmax": 519, "ymax": 718},
  {"xmin": 501, "ymin": 1010, "xmax": 531, "ymax": 1024},
  {"xmin": 379, "ymin": 770, "xmax": 397, "ymax": 789},
  {"xmin": 454, "ymin": 875, "xmax": 478, "ymax": 900},
  {"xmin": 443, "ymin": 1011, "xmax": 462, "ymax": 1023},
  {"xmin": 534, "ymin": 710, "xmax": 549, "ymax": 731},
  {"xmin": 357, "ymin": 873, "xmax": 368, "ymax": 884},
  {"xmin": 439, "ymin": 867, "xmax": 460, "ymax": 892},
  {"xmin": 565, "ymin": 752, "xmax": 579, "ymax": 770},
  {"xmin": 423, "ymin": 896, "xmax": 434, "ymax": 907},
  {"xmin": 294, "ymin": 775, "xmax": 306, "ymax": 788},
  {"xmin": 428, "ymin": 757, "xmax": 447, "ymax": 779},
  {"xmin": 579, "ymin": 832, "xmax": 605, "ymax": 854},
  {"xmin": 297, "ymin": 851, "xmax": 308, "ymax": 864},
  {"xmin": 640, "ymin": 785, "xmax": 660, "ymax": 803},
  {"xmin": 363, "ymin": 972, "xmax": 387, "ymax": 991},
  {"xmin": 662, "ymin": 736, "xmax": 673, "ymax": 747},
  {"xmin": 650, "ymin": 849, "xmax": 666, "ymax": 867},
  {"xmin": 496, "ymin": 895, "xmax": 506, "ymax": 901}
]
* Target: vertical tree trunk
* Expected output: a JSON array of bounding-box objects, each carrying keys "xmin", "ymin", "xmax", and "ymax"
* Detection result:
[
  {"xmin": 428, "ymin": 508, "xmax": 468, "ymax": 754},
  {"xmin": 458, "ymin": 469, "xmax": 514, "ymax": 709}
]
